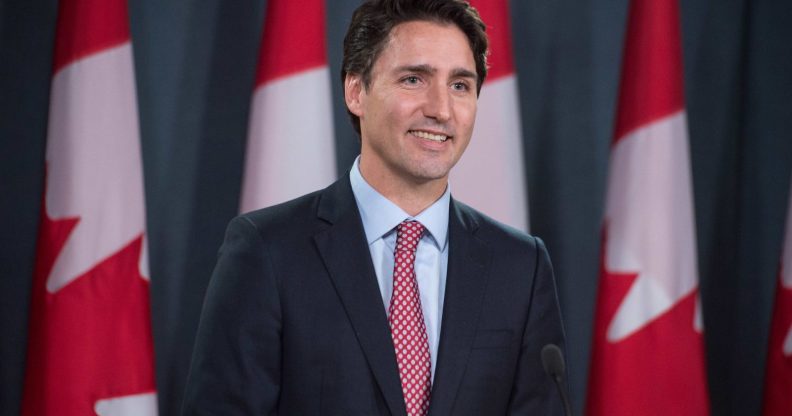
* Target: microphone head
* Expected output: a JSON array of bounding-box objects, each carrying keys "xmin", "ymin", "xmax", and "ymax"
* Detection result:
[{"xmin": 541, "ymin": 343, "xmax": 566, "ymax": 377}]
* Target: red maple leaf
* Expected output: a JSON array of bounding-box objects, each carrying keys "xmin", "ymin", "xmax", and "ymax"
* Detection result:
[
  {"xmin": 22, "ymin": 199, "xmax": 156, "ymax": 416},
  {"xmin": 587, "ymin": 234, "xmax": 709, "ymax": 415}
]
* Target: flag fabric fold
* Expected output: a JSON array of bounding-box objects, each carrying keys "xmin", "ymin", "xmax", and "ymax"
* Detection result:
[
  {"xmin": 239, "ymin": 0, "xmax": 336, "ymax": 213},
  {"xmin": 763, "ymin": 178, "xmax": 792, "ymax": 415},
  {"xmin": 452, "ymin": 0, "xmax": 529, "ymax": 231},
  {"xmin": 22, "ymin": 0, "xmax": 158, "ymax": 415},
  {"xmin": 586, "ymin": 0, "xmax": 709, "ymax": 414}
]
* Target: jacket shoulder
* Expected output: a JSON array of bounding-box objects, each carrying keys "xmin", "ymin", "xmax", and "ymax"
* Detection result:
[
  {"xmin": 239, "ymin": 189, "xmax": 324, "ymax": 233},
  {"xmin": 453, "ymin": 200, "xmax": 545, "ymax": 252}
]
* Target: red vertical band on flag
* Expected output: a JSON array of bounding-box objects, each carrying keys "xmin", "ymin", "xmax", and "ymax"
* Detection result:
[
  {"xmin": 469, "ymin": 0, "xmax": 515, "ymax": 81},
  {"xmin": 53, "ymin": 0, "xmax": 130, "ymax": 74},
  {"xmin": 612, "ymin": 0, "xmax": 685, "ymax": 142},
  {"xmin": 255, "ymin": 0, "xmax": 327, "ymax": 86}
]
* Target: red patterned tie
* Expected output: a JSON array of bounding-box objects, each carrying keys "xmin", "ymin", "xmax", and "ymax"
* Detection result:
[{"xmin": 389, "ymin": 220, "xmax": 431, "ymax": 416}]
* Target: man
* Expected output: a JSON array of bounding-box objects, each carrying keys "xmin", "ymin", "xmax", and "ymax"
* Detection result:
[{"xmin": 182, "ymin": 0, "xmax": 566, "ymax": 414}]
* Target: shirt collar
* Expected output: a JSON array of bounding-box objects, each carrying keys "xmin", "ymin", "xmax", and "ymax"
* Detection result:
[{"xmin": 349, "ymin": 156, "xmax": 450, "ymax": 250}]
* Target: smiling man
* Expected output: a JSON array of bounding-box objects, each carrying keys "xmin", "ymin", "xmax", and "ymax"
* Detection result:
[
  {"xmin": 346, "ymin": 19, "xmax": 477, "ymax": 215},
  {"xmin": 182, "ymin": 1, "xmax": 566, "ymax": 415}
]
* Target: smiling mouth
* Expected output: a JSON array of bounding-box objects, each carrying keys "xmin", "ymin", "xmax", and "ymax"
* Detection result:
[{"xmin": 409, "ymin": 130, "xmax": 450, "ymax": 142}]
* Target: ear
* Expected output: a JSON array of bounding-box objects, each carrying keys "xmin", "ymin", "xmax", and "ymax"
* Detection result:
[{"xmin": 344, "ymin": 74, "xmax": 364, "ymax": 117}]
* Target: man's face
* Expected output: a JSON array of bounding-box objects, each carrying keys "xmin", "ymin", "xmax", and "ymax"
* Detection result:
[{"xmin": 346, "ymin": 20, "xmax": 478, "ymax": 188}]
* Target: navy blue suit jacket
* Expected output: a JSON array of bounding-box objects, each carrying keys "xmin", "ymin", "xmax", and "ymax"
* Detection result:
[{"xmin": 182, "ymin": 175, "xmax": 566, "ymax": 415}]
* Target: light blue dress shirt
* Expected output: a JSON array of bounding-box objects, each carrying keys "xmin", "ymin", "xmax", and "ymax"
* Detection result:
[{"xmin": 349, "ymin": 157, "xmax": 449, "ymax": 381}]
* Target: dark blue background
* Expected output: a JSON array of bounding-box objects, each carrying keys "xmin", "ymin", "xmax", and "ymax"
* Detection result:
[{"xmin": 1, "ymin": 0, "xmax": 790, "ymax": 414}]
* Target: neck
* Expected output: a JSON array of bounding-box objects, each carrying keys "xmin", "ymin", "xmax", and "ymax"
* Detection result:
[{"xmin": 358, "ymin": 159, "xmax": 447, "ymax": 217}]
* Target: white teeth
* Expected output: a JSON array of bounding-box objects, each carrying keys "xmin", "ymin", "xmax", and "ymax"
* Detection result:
[{"xmin": 410, "ymin": 130, "xmax": 448, "ymax": 142}]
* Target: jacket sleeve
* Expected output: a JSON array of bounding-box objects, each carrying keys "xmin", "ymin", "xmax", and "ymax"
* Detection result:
[
  {"xmin": 507, "ymin": 236, "xmax": 568, "ymax": 415},
  {"xmin": 182, "ymin": 216, "xmax": 282, "ymax": 415}
]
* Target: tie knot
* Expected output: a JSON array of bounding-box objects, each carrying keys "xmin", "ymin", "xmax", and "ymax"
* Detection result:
[{"xmin": 395, "ymin": 221, "xmax": 425, "ymax": 252}]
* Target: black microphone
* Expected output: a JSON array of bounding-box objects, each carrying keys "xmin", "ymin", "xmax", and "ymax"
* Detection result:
[{"xmin": 541, "ymin": 343, "xmax": 572, "ymax": 416}]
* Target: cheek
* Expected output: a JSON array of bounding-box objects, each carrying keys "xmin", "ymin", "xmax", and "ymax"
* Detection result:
[
  {"xmin": 369, "ymin": 94, "xmax": 398, "ymax": 125},
  {"xmin": 456, "ymin": 101, "xmax": 477, "ymax": 130},
  {"xmin": 388, "ymin": 95, "xmax": 421, "ymax": 123}
]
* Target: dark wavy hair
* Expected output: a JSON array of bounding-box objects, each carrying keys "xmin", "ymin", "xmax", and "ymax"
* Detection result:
[{"xmin": 341, "ymin": 0, "xmax": 489, "ymax": 134}]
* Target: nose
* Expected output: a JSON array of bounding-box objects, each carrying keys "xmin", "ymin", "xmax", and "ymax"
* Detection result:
[{"xmin": 423, "ymin": 83, "xmax": 452, "ymax": 123}]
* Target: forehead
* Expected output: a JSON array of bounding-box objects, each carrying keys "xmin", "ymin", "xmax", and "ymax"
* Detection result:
[{"xmin": 374, "ymin": 20, "xmax": 475, "ymax": 72}]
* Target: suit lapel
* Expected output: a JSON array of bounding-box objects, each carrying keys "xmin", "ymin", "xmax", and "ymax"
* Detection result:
[
  {"xmin": 429, "ymin": 200, "xmax": 492, "ymax": 415},
  {"xmin": 312, "ymin": 176, "xmax": 407, "ymax": 416}
]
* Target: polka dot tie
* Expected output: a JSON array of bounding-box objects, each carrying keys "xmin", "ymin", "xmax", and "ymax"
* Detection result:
[{"xmin": 388, "ymin": 220, "xmax": 431, "ymax": 416}]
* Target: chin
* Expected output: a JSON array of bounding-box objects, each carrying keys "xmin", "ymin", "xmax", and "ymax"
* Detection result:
[
  {"xmin": 400, "ymin": 155, "xmax": 458, "ymax": 183},
  {"xmin": 410, "ymin": 166, "xmax": 453, "ymax": 182}
]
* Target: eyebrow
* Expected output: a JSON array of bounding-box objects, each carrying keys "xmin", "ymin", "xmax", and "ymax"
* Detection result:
[{"xmin": 395, "ymin": 64, "xmax": 477, "ymax": 81}]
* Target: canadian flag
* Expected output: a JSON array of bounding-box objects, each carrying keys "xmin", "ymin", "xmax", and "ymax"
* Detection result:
[
  {"xmin": 586, "ymin": 0, "xmax": 709, "ymax": 414},
  {"xmin": 763, "ymin": 179, "xmax": 792, "ymax": 415},
  {"xmin": 21, "ymin": 0, "xmax": 158, "ymax": 415},
  {"xmin": 239, "ymin": 0, "xmax": 336, "ymax": 213},
  {"xmin": 452, "ymin": 0, "xmax": 529, "ymax": 231}
]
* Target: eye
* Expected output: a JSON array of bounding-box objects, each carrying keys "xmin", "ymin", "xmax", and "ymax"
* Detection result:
[
  {"xmin": 451, "ymin": 81, "xmax": 471, "ymax": 92},
  {"xmin": 401, "ymin": 75, "xmax": 422, "ymax": 86}
]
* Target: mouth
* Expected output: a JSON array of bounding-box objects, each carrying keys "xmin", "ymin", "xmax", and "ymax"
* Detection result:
[{"xmin": 409, "ymin": 130, "xmax": 451, "ymax": 143}]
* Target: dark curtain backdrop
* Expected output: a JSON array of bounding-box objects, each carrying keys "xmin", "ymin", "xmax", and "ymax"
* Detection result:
[{"xmin": 1, "ymin": 0, "xmax": 790, "ymax": 415}]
